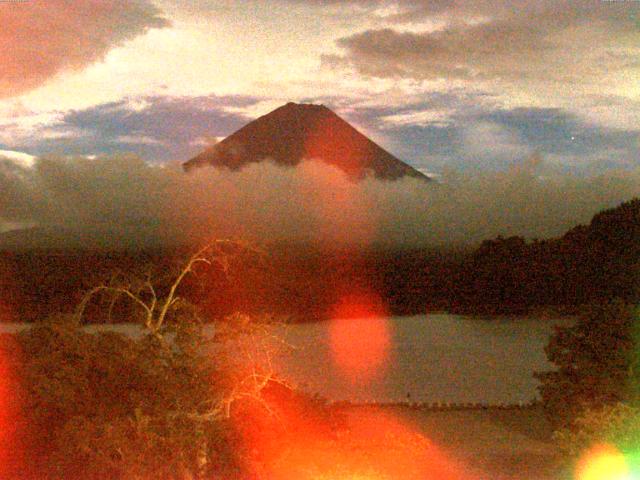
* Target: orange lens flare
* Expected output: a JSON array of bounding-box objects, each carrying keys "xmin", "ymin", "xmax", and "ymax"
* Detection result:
[
  {"xmin": 233, "ymin": 386, "xmax": 472, "ymax": 480},
  {"xmin": 304, "ymin": 114, "xmax": 368, "ymax": 179},
  {"xmin": 577, "ymin": 444, "xmax": 633, "ymax": 480},
  {"xmin": 328, "ymin": 291, "xmax": 391, "ymax": 383},
  {"xmin": 0, "ymin": 335, "xmax": 21, "ymax": 477},
  {"xmin": 298, "ymin": 114, "xmax": 381, "ymax": 247},
  {"xmin": 340, "ymin": 408, "xmax": 472, "ymax": 480}
]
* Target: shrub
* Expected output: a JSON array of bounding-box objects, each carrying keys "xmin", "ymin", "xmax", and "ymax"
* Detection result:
[
  {"xmin": 9, "ymin": 314, "xmax": 242, "ymax": 479},
  {"xmin": 535, "ymin": 300, "xmax": 639, "ymax": 429},
  {"xmin": 1, "ymin": 242, "xmax": 285, "ymax": 479},
  {"xmin": 553, "ymin": 402, "xmax": 640, "ymax": 458}
]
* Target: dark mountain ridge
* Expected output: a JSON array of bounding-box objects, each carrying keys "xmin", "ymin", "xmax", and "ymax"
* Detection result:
[{"xmin": 183, "ymin": 102, "xmax": 429, "ymax": 181}]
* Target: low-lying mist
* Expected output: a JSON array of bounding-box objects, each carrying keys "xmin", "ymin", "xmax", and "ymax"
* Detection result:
[{"xmin": 1, "ymin": 154, "xmax": 639, "ymax": 249}]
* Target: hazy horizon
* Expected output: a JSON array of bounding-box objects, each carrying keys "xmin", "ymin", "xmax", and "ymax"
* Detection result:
[{"xmin": 1, "ymin": 152, "xmax": 639, "ymax": 249}]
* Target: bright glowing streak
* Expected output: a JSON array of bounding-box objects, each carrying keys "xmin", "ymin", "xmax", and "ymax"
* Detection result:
[{"xmin": 314, "ymin": 475, "xmax": 388, "ymax": 480}]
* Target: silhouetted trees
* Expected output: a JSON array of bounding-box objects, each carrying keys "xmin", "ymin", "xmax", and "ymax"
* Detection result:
[
  {"xmin": 1, "ymin": 198, "xmax": 638, "ymax": 320},
  {"xmin": 451, "ymin": 198, "xmax": 640, "ymax": 313},
  {"xmin": 534, "ymin": 299, "xmax": 640, "ymax": 464}
]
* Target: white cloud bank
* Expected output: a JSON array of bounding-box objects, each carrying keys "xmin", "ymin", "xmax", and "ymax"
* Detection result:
[{"xmin": 0, "ymin": 154, "xmax": 639, "ymax": 248}]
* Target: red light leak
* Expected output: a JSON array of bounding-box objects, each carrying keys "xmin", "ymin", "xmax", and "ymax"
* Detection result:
[
  {"xmin": 0, "ymin": 301, "xmax": 14, "ymax": 323},
  {"xmin": 296, "ymin": 160, "xmax": 378, "ymax": 247},
  {"xmin": 328, "ymin": 291, "xmax": 392, "ymax": 384},
  {"xmin": 340, "ymin": 408, "xmax": 474, "ymax": 480},
  {"xmin": 223, "ymin": 286, "xmax": 473, "ymax": 479},
  {"xmin": 234, "ymin": 386, "xmax": 473, "ymax": 480},
  {"xmin": 0, "ymin": 336, "xmax": 22, "ymax": 477},
  {"xmin": 304, "ymin": 114, "xmax": 368, "ymax": 179},
  {"xmin": 298, "ymin": 115, "xmax": 381, "ymax": 247}
]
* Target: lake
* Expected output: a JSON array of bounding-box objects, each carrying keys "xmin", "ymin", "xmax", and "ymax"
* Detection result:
[
  {"xmin": 1, "ymin": 314, "xmax": 573, "ymax": 405},
  {"xmin": 261, "ymin": 314, "xmax": 574, "ymax": 405}
]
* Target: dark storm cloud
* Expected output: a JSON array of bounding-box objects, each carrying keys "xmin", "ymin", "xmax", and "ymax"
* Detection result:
[{"xmin": 0, "ymin": 0, "xmax": 169, "ymax": 98}]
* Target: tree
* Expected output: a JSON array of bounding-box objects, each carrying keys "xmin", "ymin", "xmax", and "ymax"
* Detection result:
[
  {"xmin": 3, "ymin": 241, "xmax": 290, "ymax": 479},
  {"xmin": 74, "ymin": 240, "xmax": 249, "ymax": 334},
  {"xmin": 14, "ymin": 315, "xmax": 230, "ymax": 479},
  {"xmin": 535, "ymin": 300, "xmax": 639, "ymax": 430},
  {"xmin": 553, "ymin": 402, "xmax": 640, "ymax": 458}
]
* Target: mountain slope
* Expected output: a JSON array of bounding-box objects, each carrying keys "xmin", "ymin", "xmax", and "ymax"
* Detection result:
[
  {"xmin": 184, "ymin": 102, "xmax": 429, "ymax": 181},
  {"xmin": 452, "ymin": 197, "xmax": 640, "ymax": 312}
]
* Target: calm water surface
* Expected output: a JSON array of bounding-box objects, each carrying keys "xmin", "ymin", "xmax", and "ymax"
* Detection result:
[
  {"xmin": 1, "ymin": 314, "xmax": 573, "ymax": 405},
  {"xmin": 262, "ymin": 314, "xmax": 573, "ymax": 404}
]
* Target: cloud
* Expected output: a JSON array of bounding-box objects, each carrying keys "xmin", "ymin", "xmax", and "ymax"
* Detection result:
[
  {"xmin": 0, "ymin": 0, "xmax": 169, "ymax": 98},
  {"xmin": 4, "ymin": 90, "xmax": 638, "ymax": 175},
  {"xmin": 326, "ymin": 25, "xmax": 541, "ymax": 81},
  {"xmin": 342, "ymin": 101, "xmax": 640, "ymax": 173},
  {"xmin": 461, "ymin": 122, "xmax": 531, "ymax": 169},
  {"xmin": 380, "ymin": 108, "xmax": 455, "ymax": 128},
  {"xmin": 5, "ymin": 93, "xmax": 638, "ymax": 174},
  {"xmin": 3, "ymin": 94, "xmax": 258, "ymax": 161},
  {"xmin": 325, "ymin": 1, "xmax": 640, "ymax": 94},
  {"xmin": 0, "ymin": 150, "xmax": 35, "ymax": 169},
  {"xmin": 1, "ymin": 154, "xmax": 639, "ymax": 249}
]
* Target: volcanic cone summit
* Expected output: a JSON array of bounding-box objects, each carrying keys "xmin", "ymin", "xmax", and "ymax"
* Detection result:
[{"xmin": 184, "ymin": 102, "xmax": 429, "ymax": 181}]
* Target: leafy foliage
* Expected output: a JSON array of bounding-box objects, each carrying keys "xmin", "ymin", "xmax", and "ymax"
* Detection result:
[
  {"xmin": 0, "ymin": 243, "xmax": 296, "ymax": 479},
  {"xmin": 3, "ymin": 312, "xmax": 340, "ymax": 479},
  {"xmin": 7, "ymin": 314, "xmax": 242, "ymax": 479},
  {"xmin": 535, "ymin": 300, "xmax": 639, "ymax": 430},
  {"xmin": 553, "ymin": 402, "xmax": 640, "ymax": 458}
]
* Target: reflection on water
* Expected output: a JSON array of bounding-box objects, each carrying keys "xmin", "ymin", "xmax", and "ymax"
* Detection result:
[{"xmin": 0, "ymin": 314, "xmax": 573, "ymax": 405}]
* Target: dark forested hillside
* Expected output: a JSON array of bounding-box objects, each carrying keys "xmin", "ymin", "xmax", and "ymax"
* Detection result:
[
  {"xmin": 452, "ymin": 198, "xmax": 640, "ymax": 313},
  {"xmin": 0, "ymin": 199, "xmax": 637, "ymax": 322}
]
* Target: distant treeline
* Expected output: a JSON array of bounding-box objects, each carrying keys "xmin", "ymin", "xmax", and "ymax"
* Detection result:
[
  {"xmin": 451, "ymin": 197, "xmax": 639, "ymax": 314},
  {"xmin": 1, "ymin": 198, "xmax": 638, "ymax": 322}
]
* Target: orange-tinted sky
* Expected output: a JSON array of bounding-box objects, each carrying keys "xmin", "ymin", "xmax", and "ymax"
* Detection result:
[{"xmin": 0, "ymin": 0, "xmax": 639, "ymax": 174}]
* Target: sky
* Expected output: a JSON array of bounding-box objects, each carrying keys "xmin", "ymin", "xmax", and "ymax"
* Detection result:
[{"xmin": 1, "ymin": 0, "xmax": 639, "ymax": 175}]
